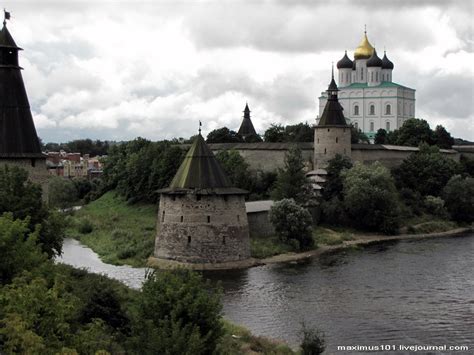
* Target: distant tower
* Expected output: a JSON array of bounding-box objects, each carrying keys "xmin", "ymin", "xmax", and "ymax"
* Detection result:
[
  {"xmin": 314, "ymin": 71, "xmax": 351, "ymax": 169},
  {"xmin": 237, "ymin": 103, "xmax": 258, "ymax": 140},
  {"xmin": 0, "ymin": 12, "xmax": 49, "ymax": 196},
  {"xmin": 154, "ymin": 132, "xmax": 251, "ymax": 265}
]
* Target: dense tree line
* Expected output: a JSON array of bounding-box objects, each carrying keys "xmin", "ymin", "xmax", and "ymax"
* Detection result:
[{"xmin": 41, "ymin": 139, "xmax": 112, "ymax": 156}]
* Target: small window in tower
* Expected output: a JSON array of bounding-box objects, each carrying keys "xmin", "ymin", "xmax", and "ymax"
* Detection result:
[
  {"xmin": 222, "ymin": 236, "xmax": 226, "ymax": 245},
  {"xmin": 327, "ymin": 128, "xmax": 330, "ymax": 132},
  {"xmin": 196, "ymin": 195, "xmax": 201, "ymax": 201},
  {"xmin": 385, "ymin": 104, "xmax": 391, "ymax": 115},
  {"xmin": 386, "ymin": 121, "xmax": 391, "ymax": 131},
  {"xmin": 354, "ymin": 105, "xmax": 359, "ymax": 116},
  {"xmin": 370, "ymin": 122, "xmax": 375, "ymax": 132},
  {"xmin": 336, "ymin": 137, "xmax": 338, "ymax": 143},
  {"xmin": 31, "ymin": 159, "xmax": 36, "ymax": 167},
  {"xmin": 162, "ymin": 211, "xmax": 165, "ymax": 222},
  {"xmin": 324, "ymin": 148, "xmax": 327, "ymax": 154},
  {"xmin": 207, "ymin": 216, "xmax": 211, "ymax": 223},
  {"xmin": 180, "ymin": 216, "xmax": 184, "ymax": 222},
  {"xmin": 188, "ymin": 236, "xmax": 191, "ymax": 244},
  {"xmin": 370, "ymin": 105, "xmax": 375, "ymax": 115},
  {"xmin": 317, "ymin": 138, "xmax": 319, "ymax": 144},
  {"xmin": 237, "ymin": 215, "xmax": 240, "ymax": 222},
  {"xmin": 344, "ymin": 148, "xmax": 347, "ymax": 154}
]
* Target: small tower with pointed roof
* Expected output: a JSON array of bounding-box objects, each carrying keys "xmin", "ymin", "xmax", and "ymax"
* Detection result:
[
  {"xmin": 237, "ymin": 103, "xmax": 258, "ymax": 140},
  {"xmin": 153, "ymin": 131, "xmax": 251, "ymax": 266},
  {"xmin": 0, "ymin": 11, "xmax": 49, "ymax": 197},
  {"xmin": 314, "ymin": 71, "xmax": 351, "ymax": 169}
]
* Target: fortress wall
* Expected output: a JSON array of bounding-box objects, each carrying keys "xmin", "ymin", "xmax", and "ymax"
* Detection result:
[
  {"xmin": 0, "ymin": 158, "xmax": 50, "ymax": 200},
  {"xmin": 155, "ymin": 193, "xmax": 251, "ymax": 263}
]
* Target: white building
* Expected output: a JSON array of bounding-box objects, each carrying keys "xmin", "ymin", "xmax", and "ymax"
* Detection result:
[{"xmin": 318, "ymin": 31, "xmax": 416, "ymax": 141}]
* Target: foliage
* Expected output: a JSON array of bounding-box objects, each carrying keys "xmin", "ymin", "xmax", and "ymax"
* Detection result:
[
  {"xmin": 387, "ymin": 118, "xmax": 433, "ymax": 146},
  {"xmin": 351, "ymin": 124, "xmax": 370, "ymax": 144},
  {"xmin": 133, "ymin": 269, "xmax": 223, "ymax": 355},
  {"xmin": 250, "ymin": 235, "xmax": 295, "ymax": 259},
  {"xmin": 300, "ymin": 324, "xmax": 326, "ymax": 355},
  {"xmin": 0, "ymin": 214, "xmax": 47, "ymax": 284},
  {"xmin": 43, "ymin": 139, "xmax": 110, "ymax": 156},
  {"xmin": 442, "ymin": 175, "xmax": 474, "ymax": 222},
  {"xmin": 216, "ymin": 150, "xmax": 253, "ymax": 190},
  {"xmin": 77, "ymin": 218, "xmax": 93, "ymax": 234},
  {"xmin": 393, "ymin": 143, "xmax": 460, "ymax": 196},
  {"xmin": 320, "ymin": 197, "xmax": 348, "ymax": 226},
  {"xmin": 206, "ymin": 127, "xmax": 244, "ymax": 143},
  {"xmin": 269, "ymin": 199, "xmax": 314, "ymax": 251},
  {"xmin": 322, "ymin": 154, "xmax": 353, "ymax": 201},
  {"xmin": 48, "ymin": 177, "xmax": 79, "ymax": 209},
  {"xmin": 0, "ymin": 165, "xmax": 64, "ymax": 257},
  {"xmin": 423, "ymin": 196, "xmax": 447, "ymax": 217},
  {"xmin": 101, "ymin": 138, "xmax": 186, "ymax": 203},
  {"xmin": 272, "ymin": 146, "xmax": 313, "ymax": 205},
  {"xmin": 460, "ymin": 155, "xmax": 474, "ymax": 177},
  {"xmin": 432, "ymin": 125, "xmax": 454, "ymax": 149},
  {"xmin": 243, "ymin": 133, "xmax": 263, "ymax": 143},
  {"xmin": 342, "ymin": 162, "xmax": 400, "ymax": 234},
  {"xmin": 264, "ymin": 123, "xmax": 314, "ymax": 142},
  {"xmin": 66, "ymin": 191, "xmax": 156, "ymax": 267},
  {"xmin": 374, "ymin": 128, "xmax": 388, "ymax": 144}
]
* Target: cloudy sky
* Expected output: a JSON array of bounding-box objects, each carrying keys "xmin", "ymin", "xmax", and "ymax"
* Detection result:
[{"xmin": 6, "ymin": 0, "xmax": 474, "ymax": 142}]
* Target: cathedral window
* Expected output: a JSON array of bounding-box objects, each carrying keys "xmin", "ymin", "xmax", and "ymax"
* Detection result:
[
  {"xmin": 386, "ymin": 121, "xmax": 391, "ymax": 131},
  {"xmin": 354, "ymin": 122, "xmax": 358, "ymax": 130},
  {"xmin": 369, "ymin": 105, "xmax": 375, "ymax": 115},
  {"xmin": 354, "ymin": 105, "xmax": 359, "ymax": 115},
  {"xmin": 371, "ymin": 72, "xmax": 374, "ymax": 82},
  {"xmin": 370, "ymin": 122, "xmax": 375, "ymax": 132},
  {"xmin": 385, "ymin": 104, "xmax": 391, "ymax": 115},
  {"xmin": 376, "ymin": 72, "xmax": 378, "ymax": 82},
  {"xmin": 360, "ymin": 68, "xmax": 364, "ymax": 80}
]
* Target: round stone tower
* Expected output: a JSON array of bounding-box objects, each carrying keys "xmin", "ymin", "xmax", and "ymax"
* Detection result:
[
  {"xmin": 314, "ymin": 73, "xmax": 351, "ymax": 169},
  {"xmin": 154, "ymin": 133, "xmax": 251, "ymax": 265}
]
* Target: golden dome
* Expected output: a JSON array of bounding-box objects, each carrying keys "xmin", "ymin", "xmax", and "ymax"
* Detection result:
[{"xmin": 354, "ymin": 32, "xmax": 374, "ymax": 60}]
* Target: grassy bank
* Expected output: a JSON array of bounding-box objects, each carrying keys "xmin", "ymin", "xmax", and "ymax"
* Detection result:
[{"xmin": 66, "ymin": 191, "xmax": 157, "ymax": 267}]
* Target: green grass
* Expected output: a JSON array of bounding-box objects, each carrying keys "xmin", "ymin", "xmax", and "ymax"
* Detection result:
[
  {"xmin": 312, "ymin": 226, "xmax": 355, "ymax": 246},
  {"xmin": 217, "ymin": 320, "xmax": 296, "ymax": 354},
  {"xmin": 250, "ymin": 235, "xmax": 296, "ymax": 259},
  {"xmin": 66, "ymin": 191, "xmax": 157, "ymax": 267},
  {"xmin": 401, "ymin": 214, "xmax": 460, "ymax": 235}
]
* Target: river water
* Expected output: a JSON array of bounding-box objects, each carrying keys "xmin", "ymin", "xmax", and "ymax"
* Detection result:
[{"xmin": 58, "ymin": 235, "xmax": 474, "ymax": 353}]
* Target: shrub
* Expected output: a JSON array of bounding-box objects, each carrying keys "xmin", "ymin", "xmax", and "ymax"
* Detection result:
[
  {"xmin": 78, "ymin": 219, "xmax": 93, "ymax": 234},
  {"xmin": 442, "ymin": 175, "xmax": 474, "ymax": 222},
  {"xmin": 269, "ymin": 199, "xmax": 314, "ymax": 250},
  {"xmin": 300, "ymin": 324, "xmax": 326, "ymax": 355},
  {"xmin": 424, "ymin": 195, "xmax": 447, "ymax": 217}
]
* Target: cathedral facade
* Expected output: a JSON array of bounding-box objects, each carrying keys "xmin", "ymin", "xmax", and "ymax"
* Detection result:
[{"xmin": 318, "ymin": 31, "xmax": 416, "ymax": 141}]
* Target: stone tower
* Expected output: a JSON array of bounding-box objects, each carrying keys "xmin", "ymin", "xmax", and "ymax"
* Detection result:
[
  {"xmin": 237, "ymin": 103, "xmax": 257, "ymax": 140},
  {"xmin": 154, "ymin": 132, "xmax": 251, "ymax": 266},
  {"xmin": 314, "ymin": 72, "xmax": 351, "ymax": 169},
  {"xmin": 0, "ymin": 14, "xmax": 49, "ymax": 196}
]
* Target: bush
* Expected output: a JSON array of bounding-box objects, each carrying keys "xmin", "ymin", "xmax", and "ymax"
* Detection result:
[
  {"xmin": 269, "ymin": 199, "xmax": 314, "ymax": 250},
  {"xmin": 342, "ymin": 162, "xmax": 400, "ymax": 234},
  {"xmin": 442, "ymin": 175, "xmax": 474, "ymax": 222},
  {"xmin": 424, "ymin": 195, "xmax": 447, "ymax": 217},
  {"xmin": 78, "ymin": 219, "xmax": 93, "ymax": 234},
  {"xmin": 300, "ymin": 324, "xmax": 326, "ymax": 355}
]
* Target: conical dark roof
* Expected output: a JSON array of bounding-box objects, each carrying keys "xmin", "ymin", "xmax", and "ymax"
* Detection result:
[
  {"xmin": 367, "ymin": 49, "xmax": 383, "ymax": 67},
  {"xmin": 0, "ymin": 23, "xmax": 42, "ymax": 158},
  {"xmin": 238, "ymin": 103, "xmax": 257, "ymax": 137},
  {"xmin": 382, "ymin": 51, "xmax": 394, "ymax": 70},
  {"xmin": 318, "ymin": 78, "xmax": 348, "ymax": 127},
  {"xmin": 166, "ymin": 134, "xmax": 246, "ymax": 194},
  {"xmin": 337, "ymin": 51, "xmax": 353, "ymax": 69}
]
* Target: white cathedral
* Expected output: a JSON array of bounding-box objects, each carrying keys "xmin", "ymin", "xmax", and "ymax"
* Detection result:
[{"xmin": 318, "ymin": 31, "xmax": 416, "ymax": 141}]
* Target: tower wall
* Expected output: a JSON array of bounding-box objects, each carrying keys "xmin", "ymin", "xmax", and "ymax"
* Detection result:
[
  {"xmin": 314, "ymin": 126, "xmax": 351, "ymax": 169},
  {"xmin": 155, "ymin": 193, "xmax": 251, "ymax": 263},
  {"xmin": 0, "ymin": 158, "xmax": 50, "ymax": 200}
]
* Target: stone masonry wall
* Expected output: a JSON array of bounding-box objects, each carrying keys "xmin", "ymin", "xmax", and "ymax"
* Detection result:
[
  {"xmin": 155, "ymin": 193, "xmax": 251, "ymax": 263},
  {"xmin": 0, "ymin": 158, "xmax": 50, "ymax": 201},
  {"xmin": 314, "ymin": 126, "xmax": 351, "ymax": 169}
]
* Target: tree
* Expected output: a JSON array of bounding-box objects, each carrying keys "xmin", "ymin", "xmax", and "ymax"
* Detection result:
[
  {"xmin": 243, "ymin": 133, "xmax": 263, "ymax": 143},
  {"xmin": 393, "ymin": 143, "xmax": 460, "ymax": 196},
  {"xmin": 132, "ymin": 270, "xmax": 223, "ymax": 355},
  {"xmin": 272, "ymin": 146, "xmax": 312, "ymax": 205},
  {"xmin": 285, "ymin": 123, "xmax": 314, "ymax": 142},
  {"xmin": 0, "ymin": 165, "xmax": 64, "ymax": 257},
  {"xmin": 392, "ymin": 118, "xmax": 433, "ymax": 146},
  {"xmin": 300, "ymin": 324, "xmax": 326, "ymax": 355},
  {"xmin": 206, "ymin": 127, "xmax": 243, "ymax": 143},
  {"xmin": 433, "ymin": 125, "xmax": 454, "ymax": 149},
  {"xmin": 48, "ymin": 177, "xmax": 79, "ymax": 209},
  {"xmin": 269, "ymin": 199, "xmax": 314, "ymax": 250},
  {"xmin": 322, "ymin": 154, "xmax": 353, "ymax": 201},
  {"xmin": 350, "ymin": 124, "xmax": 370, "ymax": 144},
  {"xmin": 374, "ymin": 128, "xmax": 388, "ymax": 144},
  {"xmin": 342, "ymin": 162, "xmax": 400, "ymax": 234},
  {"xmin": 215, "ymin": 150, "xmax": 253, "ymax": 191},
  {"xmin": 442, "ymin": 175, "xmax": 474, "ymax": 222},
  {"xmin": 264, "ymin": 124, "xmax": 286, "ymax": 142}
]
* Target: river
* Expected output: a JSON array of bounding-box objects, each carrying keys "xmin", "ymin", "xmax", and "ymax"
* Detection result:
[{"xmin": 58, "ymin": 235, "xmax": 474, "ymax": 353}]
